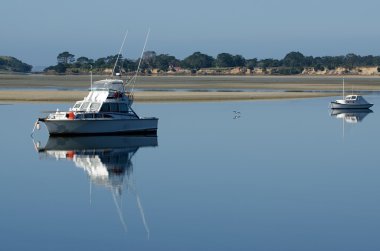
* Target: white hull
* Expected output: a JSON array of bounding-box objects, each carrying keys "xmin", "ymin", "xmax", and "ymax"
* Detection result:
[
  {"xmin": 42, "ymin": 118, "xmax": 158, "ymax": 135},
  {"xmin": 330, "ymin": 102, "xmax": 373, "ymax": 109}
]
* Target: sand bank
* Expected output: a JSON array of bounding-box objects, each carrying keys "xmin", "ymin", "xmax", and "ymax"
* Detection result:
[
  {"xmin": 1, "ymin": 74, "xmax": 380, "ymax": 90},
  {"xmin": 0, "ymin": 74, "xmax": 376, "ymax": 103},
  {"xmin": 0, "ymin": 90, "xmax": 338, "ymax": 103}
]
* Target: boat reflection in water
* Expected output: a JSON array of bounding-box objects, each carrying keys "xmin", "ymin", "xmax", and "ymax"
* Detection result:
[
  {"xmin": 330, "ymin": 109, "xmax": 373, "ymax": 123},
  {"xmin": 35, "ymin": 135, "xmax": 158, "ymax": 237}
]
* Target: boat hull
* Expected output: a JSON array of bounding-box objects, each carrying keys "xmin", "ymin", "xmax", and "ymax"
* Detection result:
[
  {"xmin": 330, "ymin": 102, "xmax": 373, "ymax": 109},
  {"xmin": 40, "ymin": 118, "xmax": 158, "ymax": 136}
]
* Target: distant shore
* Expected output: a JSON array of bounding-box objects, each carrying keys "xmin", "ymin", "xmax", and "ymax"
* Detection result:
[{"xmin": 0, "ymin": 74, "xmax": 379, "ymax": 103}]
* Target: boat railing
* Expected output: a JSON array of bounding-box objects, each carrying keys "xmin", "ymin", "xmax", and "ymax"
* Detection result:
[
  {"xmin": 75, "ymin": 111, "xmax": 138, "ymax": 120},
  {"xmin": 90, "ymin": 87, "xmax": 126, "ymax": 93},
  {"xmin": 126, "ymin": 92, "xmax": 134, "ymax": 104},
  {"xmin": 48, "ymin": 111, "xmax": 67, "ymax": 120}
]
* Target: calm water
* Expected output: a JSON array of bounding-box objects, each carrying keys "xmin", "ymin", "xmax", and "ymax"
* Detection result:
[{"xmin": 1, "ymin": 97, "xmax": 380, "ymax": 250}]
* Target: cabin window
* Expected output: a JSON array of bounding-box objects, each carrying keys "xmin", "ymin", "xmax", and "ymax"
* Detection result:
[
  {"xmin": 73, "ymin": 102, "xmax": 82, "ymax": 109},
  {"xmin": 80, "ymin": 102, "xmax": 90, "ymax": 110},
  {"xmin": 100, "ymin": 103, "xmax": 110, "ymax": 112},
  {"xmin": 84, "ymin": 113, "xmax": 94, "ymax": 118},
  {"xmin": 119, "ymin": 103, "xmax": 128, "ymax": 112},
  {"xmin": 76, "ymin": 114, "xmax": 84, "ymax": 119},
  {"xmin": 109, "ymin": 103, "xmax": 118, "ymax": 112},
  {"xmin": 90, "ymin": 102, "xmax": 100, "ymax": 111},
  {"xmin": 95, "ymin": 113, "xmax": 103, "ymax": 118}
]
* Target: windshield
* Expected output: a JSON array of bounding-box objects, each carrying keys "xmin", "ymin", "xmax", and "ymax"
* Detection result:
[
  {"xmin": 89, "ymin": 103, "xmax": 101, "ymax": 111},
  {"xmin": 92, "ymin": 80, "xmax": 124, "ymax": 92},
  {"xmin": 73, "ymin": 102, "xmax": 82, "ymax": 109},
  {"xmin": 346, "ymin": 96, "xmax": 357, "ymax": 100},
  {"xmin": 80, "ymin": 102, "xmax": 90, "ymax": 110}
]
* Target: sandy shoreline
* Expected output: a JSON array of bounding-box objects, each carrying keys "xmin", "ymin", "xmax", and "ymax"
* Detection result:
[
  {"xmin": 0, "ymin": 90, "xmax": 339, "ymax": 103},
  {"xmin": 1, "ymin": 75, "xmax": 380, "ymax": 89},
  {"xmin": 0, "ymin": 74, "xmax": 378, "ymax": 102}
]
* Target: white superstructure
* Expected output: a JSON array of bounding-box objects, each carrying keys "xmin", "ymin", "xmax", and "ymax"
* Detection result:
[{"xmin": 39, "ymin": 79, "xmax": 158, "ymax": 135}]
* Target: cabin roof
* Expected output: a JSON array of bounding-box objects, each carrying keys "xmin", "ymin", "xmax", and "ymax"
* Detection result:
[
  {"xmin": 345, "ymin": 95, "xmax": 360, "ymax": 100},
  {"xmin": 92, "ymin": 79, "xmax": 124, "ymax": 92}
]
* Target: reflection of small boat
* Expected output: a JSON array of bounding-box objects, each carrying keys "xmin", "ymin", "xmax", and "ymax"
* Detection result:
[
  {"xmin": 330, "ymin": 109, "xmax": 373, "ymax": 123},
  {"xmin": 330, "ymin": 95, "xmax": 373, "ymax": 109},
  {"xmin": 35, "ymin": 135, "xmax": 157, "ymax": 236}
]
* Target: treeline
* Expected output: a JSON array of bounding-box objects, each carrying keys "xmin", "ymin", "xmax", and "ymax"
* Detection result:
[
  {"xmin": 0, "ymin": 56, "xmax": 33, "ymax": 73},
  {"xmin": 44, "ymin": 51, "xmax": 380, "ymax": 74}
]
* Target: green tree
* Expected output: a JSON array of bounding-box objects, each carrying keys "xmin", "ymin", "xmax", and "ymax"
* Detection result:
[
  {"xmin": 104, "ymin": 54, "xmax": 121, "ymax": 67},
  {"xmin": 304, "ymin": 56, "xmax": 314, "ymax": 67},
  {"xmin": 75, "ymin": 56, "xmax": 93, "ymax": 68},
  {"xmin": 122, "ymin": 59, "xmax": 137, "ymax": 72},
  {"xmin": 155, "ymin": 54, "xmax": 180, "ymax": 71},
  {"xmin": 181, "ymin": 52, "xmax": 214, "ymax": 70},
  {"xmin": 0, "ymin": 56, "xmax": 32, "ymax": 72},
  {"xmin": 57, "ymin": 51, "xmax": 75, "ymax": 64},
  {"xmin": 344, "ymin": 53, "xmax": 359, "ymax": 68},
  {"xmin": 283, "ymin": 51, "xmax": 305, "ymax": 67},
  {"xmin": 257, "ymin": 58, "xmax": 281, "ymax": 68},
  {"xmin": 319, "ymin": 56, "xmax": 344, "ymax": 70},
  {"xmin": 246, "ymin": 58, "xmax": 258, "ymax": 70},
  {"xmin": 142, "ymin": 51, "xmax": 157, "ymax": 69},
  {"xmin": 215, "ymin": 53, "xmax": 246, "ymax": 67},
  {"xmin": 76, "ymin": 56, "xmax": 92, "ymax": 64},
  {"xmin": 54, "ymin": 63, "xmax": 67, "ymax": 73},
  {"xmin": 216, "ymin": 53, "xmax": 235, "ymax": 67},
  {"xmin": 233, "ymin": 55, "xmax": 246, "ymax": 67},
  {"xmin": 94, "ymin": 57, "xmax": 106, "ymax": 68}
]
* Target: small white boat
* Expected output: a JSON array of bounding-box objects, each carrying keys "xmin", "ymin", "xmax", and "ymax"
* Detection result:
[
  {"xmin": 330, "ymin": 78, "xmax": 373, "ymax": 109},
  {"xmin": 38, "ymin": 79, "xmax": 158, "ymax": 135},
  {"xmin": 330, "ymin": 95, "xmax": 373, "ymax": 109}
]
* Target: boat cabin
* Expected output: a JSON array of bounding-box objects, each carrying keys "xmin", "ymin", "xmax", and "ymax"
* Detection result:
[
  {"xmin": 70, "ymin": 79, "xmax": 134, "ymax": 114},
  {"xmin": 345, "ymin": 95, "xmax": 360, "ymax": 101},
  {"xmin": 71, "ymin": 101, "xmax": 131, "ymax": 113}
]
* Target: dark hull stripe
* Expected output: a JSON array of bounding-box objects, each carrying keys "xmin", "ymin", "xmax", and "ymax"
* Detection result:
[{"xmin": 49, "ymin": 129, "xmax": 157, "ymax": 137}]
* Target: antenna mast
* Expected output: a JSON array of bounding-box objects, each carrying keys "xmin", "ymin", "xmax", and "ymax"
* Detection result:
[
  {"xmin": 342, "ymin": 78, "xmax": 345, "ymax": 99},
  {"xmin": 112, "ymin": 30, "xmax": 129, "ymax": 76},
  {"xmin": 128, "ymin": 28, "xmax": 150, "ymax": 92},
  {"xmin": 90, "ymin": 64, "xmax": 93, "ymax": 90}
]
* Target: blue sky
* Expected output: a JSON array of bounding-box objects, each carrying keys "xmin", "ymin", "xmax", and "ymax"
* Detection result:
[{"xmin": 1, "ymin": 0, "xmax": 379, "ymax": 66}]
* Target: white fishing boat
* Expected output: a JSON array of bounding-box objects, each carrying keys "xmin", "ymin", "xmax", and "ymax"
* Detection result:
[
  {"xmin": 38, "ymin": 79, "xmax": 158, "ymax": 135},
  {"xmin": 330, "ymin": 79, "xmax": 373, "ymax": 109},
  {"xmin": 35, "ymin": 30, "xmax": 158, "ymax": 136}
]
